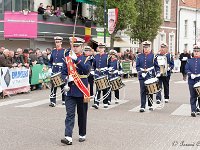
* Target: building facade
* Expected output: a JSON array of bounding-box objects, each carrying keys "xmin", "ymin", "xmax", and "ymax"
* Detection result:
[
  {"xmin": 153, "ymin": 0, "xmax": 177, "ymax": 54},
  {"xmin": 0, "ymin": 0, "xmax": 96, "ymax": 50},
  {"xmin": 178, "ymin": 0, "xmax": 200, "ymax": 53}
]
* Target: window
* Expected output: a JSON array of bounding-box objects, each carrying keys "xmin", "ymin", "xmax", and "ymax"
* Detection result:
[
  {"xmin": 4, "ymin": 0, "xmax": 30, "ymax": 12},
  {"xmin": 184, "ymin": 44, "xmax": 188, "ymax": 50},
  {"xmin": 184, "ymin": 20, "xmax": 188, "ymax": 37},
  {"xmin": 160, "ymin": 32, "xmax": 166, "ymax": 45},
  {"xmin": 164, "ymin": 0, "xmax": 171, "ymax": 21},
  {"xmin": 169, "ymin": 33, "xmax": 175, "ymax": 53},
  {"xmin": 0, "ymin": 0, "xmax": 3, "ymax": 13},
  {"xmin": 193, "ymin": 21, "xmax": 196, "ymax": 37}
]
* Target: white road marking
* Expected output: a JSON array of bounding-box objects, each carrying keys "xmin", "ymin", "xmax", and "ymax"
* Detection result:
[
  {"xmin": 0, "ymin": 99, "xmax": 31, "ymax": 107},
  {"xmin": 15, "ymin": 99, "xmax": 60, "ymax": 108},
  {"xmin": 174, "ymin": 80, "xmax": 187, "ymax": 84},
  {"xmin": 171, "ymin": 104, "xmax": 191, "ymax": 116},
  {"xmin": 129, "ymin": 103, "xmax": 165, "ymax": 113}
]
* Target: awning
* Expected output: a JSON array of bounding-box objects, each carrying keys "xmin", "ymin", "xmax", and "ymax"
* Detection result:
[{"xmin": 92, "ymin": 37, "xmax": 135, "ymax": 48}]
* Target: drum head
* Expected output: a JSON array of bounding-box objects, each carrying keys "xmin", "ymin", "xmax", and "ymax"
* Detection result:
[
  {"xmin": 144, "ymin": 78, "xmax": 158, "ymax": 85},
  {"xmin": 51, "ymin": 72, "xmax": 61, "ymax": 77},
  {"xmin": 110, "ymin": 76, "xmax": 119, "ymax": 81},
  {"xmin": 194, "ymin": 82, "xmax": 200, "ymax": 88},
  {"xmin": 95, "ymin": 75, "xmax": 108, "ymax": 80}
]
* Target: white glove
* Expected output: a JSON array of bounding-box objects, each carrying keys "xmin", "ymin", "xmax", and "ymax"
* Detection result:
[
  {"xmin": 113, "ymin": 70, "xmax": 118, "ymax": 74},
  {"xmin": 48, "ymin": 68, "xmax": 52, "ymax": 74},
  {"xmin": 108, "ymin": 67, "xmax": 113, "ymax": 71},
  {"xmin": 68, "ymin": 75, "xmax": 74, "ymax": 82},
  {"xmin": 90, "ymin": 71, "xmax": 95, "ymax": 75},
  {"xmin": 167, "ymin": 67, "xmax": 171, "ymax": 71},
  {"xmin": 141, "ymin": 73, "xmax": 146, "ymax": 78},
  {"xmin": 119, "ymin": 71, "xmax": 123, "ymax": 75},
  {"xmin": 69, "ymin": 51, "xmax": 77, "ymax": 61},
  {"xmin": 156, "ymin": 73, "xmax": 161, "ymax": 78},
  {"xmin": 140, "ymin": 68, "xmax": 144, "ymax": 71},
  {"xmin": 191, "ymin": 74, "xmax": 196, "ymax": 79}
]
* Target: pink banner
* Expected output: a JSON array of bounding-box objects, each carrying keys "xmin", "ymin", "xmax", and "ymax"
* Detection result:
[{"xmin": 4, "ymin": 11, "xmax": 38, "ymax": 38}]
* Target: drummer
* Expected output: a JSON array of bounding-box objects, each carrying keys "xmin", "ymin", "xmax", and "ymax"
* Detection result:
[
  {"xmin": 92, "ymin": 43, "xmax": 110, "ymax": 109},
  {"xmin": 136, "ymin": 41, "xmax": 158, "ymax": 112},
  {"xmin": 154, "ymin": 43, "xmax": 174, "ymax": 104},
  {"xmin": 185, "ymin": 45, "xmax": 200, "ymax": 117},
  {"xmin": 48, "ymin": 36, "xmax": 66, "ymax": 107},
  {"xmin": 108, "ymin": 49, "xmax": 123, "ymax": 104}
]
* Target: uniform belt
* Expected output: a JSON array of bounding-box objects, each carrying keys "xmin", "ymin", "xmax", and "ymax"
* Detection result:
[
  {"xmin": 78, "ymin": 75, "xmax": 88, "ymax": 78},
  {"xmin": 53, "ymin": 63, "xmax": 63, "ymax": 66}
]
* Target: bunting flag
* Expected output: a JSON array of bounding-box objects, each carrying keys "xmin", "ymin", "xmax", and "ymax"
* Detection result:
[
  {"xmin": 108, "ymin": 8, "xmax": 118, "ymax": 34},
  {"xmin": 85, "ymin": 20, "xmax": 92, "ymax": 43}
]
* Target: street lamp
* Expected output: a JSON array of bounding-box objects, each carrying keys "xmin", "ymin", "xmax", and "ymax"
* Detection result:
[
  {"xmin": 195, "ymin": 0, "xmax": 197, "ymax": 45},
  {"xmin": 104, "ymin": 0, "xmax": 107, "ymax": 44}
]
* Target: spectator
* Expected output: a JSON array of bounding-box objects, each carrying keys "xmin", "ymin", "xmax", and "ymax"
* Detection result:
[
  {"xmin": 42, "ymin": 51, "xmax": 49, "ymax": 65},
  {"xmin": 0, "ymin": 49, "xmax": 17, "ymax": 67},
  {"xmin": 38, "ymin": 3, "xmax": 45, "ymax": 14},
  {"xmin": 0, "ymin": 46, "xmax": 5, "ymax": 55},
  {"xmin": 29, "ymin": 49, "xmax": 37, "ymax": 65},
  {"xmin": 36, "ymin": 51, "xmax": 44, "ymax": 65},
  {"xmin": 46, "ymin": 48, "xmax": 51, "ymax": 60},
  {"xmin": 8, "ymin": 50, "xmax": 15, "ymax": 64},
  {"xmin": 19, "ymin": 49, "xmax": 32, "ymax": 68},
  {"xmin": 45, "ymin": 5, "xmax": 52, "ymax": 16},
  {"xmin": 54, "ymin": 7, "xmax": 61, "ymax": 16}
]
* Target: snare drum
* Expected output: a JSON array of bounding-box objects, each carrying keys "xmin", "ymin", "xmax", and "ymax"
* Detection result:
[
  {"xmin": 51, "ymin": 72, "xmax": 65, "ymax": 87},
  {"xmin": 144, "ymin": 78, "xmax": 160, "ymax": 94},
  {"xmin": 94, "ymin": 75, "xmax": 110, "ymax": 91},
  {"xmin": 194, "ymin": 82, "xmax": 200, "ymax": 97},
  {"xmin": 110, "ymin": 76, "xmax": 124, "ymax": 91}
]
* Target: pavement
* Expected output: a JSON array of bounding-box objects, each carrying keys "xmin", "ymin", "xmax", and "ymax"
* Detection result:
[{"xmin": 0, "ymin": 73, "xmax": 200, "ymax": 150}]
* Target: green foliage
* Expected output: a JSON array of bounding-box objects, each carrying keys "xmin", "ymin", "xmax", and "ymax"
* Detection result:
[
  {"xmin": 130, "ymin": 0, "xmax": 163, "ymax": 43},
  {"xmin": 95, "ymin": 0, "xmax": 137, "ymax": 34}
]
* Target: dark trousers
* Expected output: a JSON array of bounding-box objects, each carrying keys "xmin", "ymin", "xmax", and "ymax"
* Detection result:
[
  {"xmin": 189, "ymin": 84, "xmax": 197, "ymax": 112},
  {"xmin": 108, "ymin": 89, "xmax": 119, "ymax": 102},
  {"xmin": 65, "ymin": 96, "xmax": 88, "ymax": 137},
  {"xmin": 139, "ymin": 80, "xmax": 153, "ymax": 108},
  {"xmin": 94, "ymin": 88, "xmax": 109, "ymax": 105},
  {"xmin": 50, "ymin": 84, "xmax": 65, "ymax": 104},
  {"xmin": 156, "ymin": 76, "xmax": 170, "ymax": 100},
  {"xmin": 88, "ymin": 76, "xmax": 94, "ymax": 96}
]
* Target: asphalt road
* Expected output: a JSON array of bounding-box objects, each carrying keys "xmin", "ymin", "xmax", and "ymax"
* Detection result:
[{"xmin": 0, "ymin": 73, "xmax": 200, "ymax": 150}]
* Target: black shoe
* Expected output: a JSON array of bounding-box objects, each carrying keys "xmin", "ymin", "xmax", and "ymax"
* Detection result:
[
  {"xmin": 79, "ymin": 138, "xmax": 86, "ymax": 142},
  {"xmin": 92, "ymin": 104, "xmax": 99, "ymax": 109},
  {"xmin": 139, "ymin": 108, "xmax": 145, "ymax": 113},
  {"xmin": 49, "ymin": 103, "xmax": 56, "ymax": 107},
  {"xmin": 156, "ymin": 100, "xmax": 161, "ymax": 104},
  {"xmin": 191, "ymin": 112, "xmax": 196, "ymax": 117},
  {"xmin": 149, "ymin": 106, "xmax": 153, "ymax": 111},
  {"xmin": 61, "ymin": 138, "xmax": 72, "ymax": 145}
]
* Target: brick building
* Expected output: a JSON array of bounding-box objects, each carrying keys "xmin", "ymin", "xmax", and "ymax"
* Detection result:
[{"xmin": 153, "ymin": 0, "xmax": 177, "ymax": 54}]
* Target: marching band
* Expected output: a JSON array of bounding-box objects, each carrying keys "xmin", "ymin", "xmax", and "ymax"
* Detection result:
[{"xmin": 46, "ymin": 36, "xmax": 200, "ymax": 146}]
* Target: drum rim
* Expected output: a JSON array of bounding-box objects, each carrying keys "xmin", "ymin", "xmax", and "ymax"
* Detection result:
[
  {"xmin": 51, "ymin": 72, "xmax": 61, "ymax": 77},
  {"xmin": 144, "ymin": 78, "xmax": 158, "ymax": 84},
  {"xmin": 95, "ymin": 75, "xmax": 108, "ymax": 80},
  {"xmin": 110, "ymin": 76, "xmax": 120, "ymax": 81},
  {"xmin": 194, "ymin": 82, "xmax": 200, "ymax": 88}
]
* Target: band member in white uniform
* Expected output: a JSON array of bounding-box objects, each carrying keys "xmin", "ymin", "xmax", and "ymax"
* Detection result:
[{"xmin": 154, "ymin": 43, "xmax": 174, "ymax": 104}]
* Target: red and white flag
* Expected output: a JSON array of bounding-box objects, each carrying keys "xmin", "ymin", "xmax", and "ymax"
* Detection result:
[{"xmin": 108, "ymin": 8, "xmax": 118, "ymax": 34}]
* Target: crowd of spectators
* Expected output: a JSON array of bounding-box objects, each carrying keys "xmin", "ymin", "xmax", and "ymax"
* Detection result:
[{"xmin": 0, "ymin": 47, "xmax": 52, "ymax": 92}]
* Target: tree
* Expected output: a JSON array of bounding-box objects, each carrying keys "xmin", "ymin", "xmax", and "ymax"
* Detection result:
[
  {"xmin": 130, "ymin": 0, "xmax": 162, "ymax": 43},
  {"xmin": 95, "ymin": 0, "xmax": 137, "ymax": 49}
]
